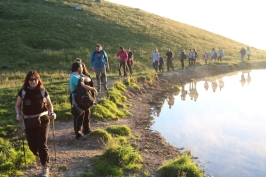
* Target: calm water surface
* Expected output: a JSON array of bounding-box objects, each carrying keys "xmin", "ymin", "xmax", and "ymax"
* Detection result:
[{"xmin": 150, "ymin": 70, "xmax": 266, "ymax": 177}]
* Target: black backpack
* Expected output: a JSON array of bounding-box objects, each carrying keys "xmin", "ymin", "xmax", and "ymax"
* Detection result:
[{"xmin": 72, "ymin": 79, "xmax": 95, "ymax": 110}]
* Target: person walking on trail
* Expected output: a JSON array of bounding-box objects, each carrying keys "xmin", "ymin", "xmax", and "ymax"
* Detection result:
[
  {"xmin": 81, "ymin": 62, "xmax": 95, "ymax": 135},
  {"xmin": 69, "ymin": 62, "xmax": 97, "ymax": 140},
  {"xmin": 211, "ymin": 48, "xmax": 217, "ymax": 62},
  {"xmin": 117, "ymin": 46, "xmax": 128, "ymax": 77},
  {"xmin": 247, "ymin": 47, "xmax": 251, "ymax": 61},
  {"xmin": 188, "ymin": 49, "xmax": 193, "ymax": 66},
  {"xmin": 192, "ymin": 48, "xmax": 197, "ymax": 69},
  {"xmin": 203, "ymin": 52, "xmax": 208, "ymax": 64},
  {"xmin": 166, "ymin": 48, "xmax": 174, "ymax": 71},
  {"xmin": 240, "ymin": 47, "xmax": 246, "ymax": 62},
  {"xmin": 15, "ymin": 70, "xmax": 56, "ymax": 177},
  {"xmin": 158, "ymin": 54, "xmax": 164, "ymax": 72},
  {"xmin": 152, "ymin": 48, "xmax": 160, "ymax": 73},
  {"xmin": 179, "ymin": 49, "xmax": 186, "ymax": 69},
  {"xmin": 126, "ymin": 47, "xmax": 134, "ymax": 76},
  {"xmin": 218, "ymin": 48, "xmax": 224, "ymax": 62},
  {"xmin": 90, "ymin": 44, "xmax": 109, "ymax": 92}
]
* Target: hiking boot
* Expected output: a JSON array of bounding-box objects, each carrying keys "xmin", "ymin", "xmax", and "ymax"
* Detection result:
[
  {"xmin": 104, "ymin": 87, "xmax": 108, "ymax": 91},
  {"xmin": 76, "ymin": 135, "xmax": 87, "ymax": 140},
  {"xmin": 42, "ymin": 165, "xmax": 49, "ymax": 177},
  {"xmin": 83, "ymin": 130, "xmax": 92, "ymax": 135}
]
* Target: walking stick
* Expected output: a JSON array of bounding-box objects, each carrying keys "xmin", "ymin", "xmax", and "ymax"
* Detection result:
[
  {"xmin": 20, "ymin": 120, "xmax": 27, "ymax": 167},
  {"xmin": 52, "ymin": 119, "xmax": 57, "ymax": 161}
]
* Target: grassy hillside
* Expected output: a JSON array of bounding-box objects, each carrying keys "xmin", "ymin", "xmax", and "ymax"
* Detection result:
[{"xmin": 1, "ymin": 0, "xmax": 266, "ymax": 77}]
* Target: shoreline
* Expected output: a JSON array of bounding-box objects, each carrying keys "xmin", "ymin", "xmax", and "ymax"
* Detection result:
[{"xmin": 22, "ymin": 62, "xmax": 265, "ymax": 176}]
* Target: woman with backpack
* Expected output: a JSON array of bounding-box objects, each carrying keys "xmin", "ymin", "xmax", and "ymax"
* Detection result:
[
  {"xmin": 116, "ymin": 46, "xmax": 128, "ymax": 77},
  {"xmin": 15, "ymin": 70, "xmax": 56, "ymax": 177},
  {"xmin": 69, "ymin": 62, "xmax": 96, "ymax": 140}
]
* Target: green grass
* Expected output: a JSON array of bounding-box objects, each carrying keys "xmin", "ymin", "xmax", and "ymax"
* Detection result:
[
  {"xmin": 157, "ymin": 154, "xmax": 204, "ymax": 177},
  {"xmin": 88, "ymin": 129, "xmax": 112, "ymax": 142},
  {"xmin": 106, "ymin": 125, "xmax": 131, "ymax": 136},
  {"xmin": 1, "ymin": 0, "xmax": 266, "ymax": 80}
]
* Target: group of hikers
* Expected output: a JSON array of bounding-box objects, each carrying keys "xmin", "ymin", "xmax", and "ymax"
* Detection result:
[
  {"xmin": 151, "ymin": 46, "xmax": 251, "ymax": 72},
  {"xmin": 13, "ymin": 43, "xmax": 252, "ymax": 176}
]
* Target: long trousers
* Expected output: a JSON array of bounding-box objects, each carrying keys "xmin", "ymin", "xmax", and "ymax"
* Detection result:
[{"xmin": 25, "ymin": 115, "xmax": 50, "ymax": 166}]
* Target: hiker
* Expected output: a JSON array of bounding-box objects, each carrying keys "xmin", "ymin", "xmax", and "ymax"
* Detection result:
[
  {"xmin": 247, "ymin": 47, "xmax": 251, "ymax": 61},
  {"xmin": 211, "ymin": 48, "xmax": 217, "ymax": 62},
  {"xmin": 117, "ymin": 46, "xmax": 128, "ymax": 77},
  {"xmin": 90, "ymin": 44, "xmax": 109, "ymax": 92},
  {"xmin": 218, "ymin": 48, "xmax": 224, "ymax": 62},
  {"xmin": 188, "ymin": 49, "xmax": 193, "ymax": 66},
  {"xmin": 152, "ymin": 48, "xmax": 159, "ymax": 72},
  {"xmin": 81, "ymin": 62, "xmax": 95, "ymax": 135},
  {"xmin": 158, "ymin": 54, "xmax": 164, "ymax": 72},
  {"xmin": 15, "ymin": 70, "xmax": 56, "ymax": 177},
  {"xmin": 179, "ymin": 49, "xmax": 186, "ymax": 69},
  {"xmin": 126, "ymin": 47, "xmax": 133, "ymax": 76},
  {"xmin": 192, "ymin": 48, "xmax": 197, "ymax": 69},
  {"xmin": 69, "ymin": 62, "xmax": 96, "ymax": 140},
  {"xmin": 203, "ymin": 52, "xmax": 208, "ymax": 64},
  {"xmin": 239, "ymin": 47, "xmax": 246, "ymax": 62},
  {"xmin": 166, "ymin": 48, "xmax": 174, "ymax": 71}
]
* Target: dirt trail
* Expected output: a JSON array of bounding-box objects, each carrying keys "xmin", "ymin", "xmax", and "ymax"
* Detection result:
[{"xmin": 23, "ymin": 64, "xmax": 248, "ymax": 176}]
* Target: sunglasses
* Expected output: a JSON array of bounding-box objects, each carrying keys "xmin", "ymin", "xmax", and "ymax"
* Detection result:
[{"xmin": 29, "ymin": 78, "xmax": 38, "ymax": 81}]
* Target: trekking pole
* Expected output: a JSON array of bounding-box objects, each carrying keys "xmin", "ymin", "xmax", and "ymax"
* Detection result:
[
  {"xmin": 20, "ymin": 120, "xmax": 27, "ymax": 167},
  {"xmin": 52, "ymin": 119, "xmax": 57, "ymax": 161}
]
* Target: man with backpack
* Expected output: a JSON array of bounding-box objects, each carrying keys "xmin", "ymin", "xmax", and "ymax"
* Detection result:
[
  {"xmin": 240, "ymin": 47, "xmax": 246, "ymax": 62},
  {"xmin": 69, "ymin": 62, "xmax": 96, "ymax": 140},
  {"xmin": 90, "ymin": 44, "xmax": 109, "ymax": 92}
]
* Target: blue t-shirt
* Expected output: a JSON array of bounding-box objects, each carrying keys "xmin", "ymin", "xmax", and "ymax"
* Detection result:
[{"xmin": 69, "ymin": 73, "xmax": 84, "ymax": 92}]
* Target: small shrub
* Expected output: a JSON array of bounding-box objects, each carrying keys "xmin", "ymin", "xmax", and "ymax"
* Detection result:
[
  {"xmin": 102, "ymin": 139, "xmax": 142, "ymax": 170},
  {"xmin": 129, "ymin": 83, "xmax": 140, "ymax": 90},
  {"xmin": 89, "ymin": 129, "xmax": 112, "ymax": 142},
  {"xmin": 97, "ymin": 99, "xmax": 129, "ymax": 118},
  {"xmin": 106, "ymin": 125, "xmax": 131, "ymax": 136},
  {"xmin": 157, "ymin": 154, "xmax": 204, "ymax": 177},
  {"xmin": 91, "ymin": 104, "xmax": 117, "ymax": 119},
  {"xmin": 106, "ymin": 88, "xmax": 127, "ymax": 104},
  {"xmin": 113, "ymin": 81, "xmax": 126, "ymax": 92}
]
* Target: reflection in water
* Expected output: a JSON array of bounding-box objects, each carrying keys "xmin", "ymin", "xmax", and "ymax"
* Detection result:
[
  {"xmin": 167, "ymin": 93, "xmax": 175, "ymax": 109},
  {"xmin": 218, "ymin": 78, "xmax": 224, "ymax": 91},
  {"xmin": 240, "ymin": 72, "xmax": 246, "ymax": 87},
  {"xmin": 152, "ymin": 106, "xmax": 162, "ymax": 117},
  {"xmin": 151, "ymin": 70, "xmax": 266, "ymax": 177},
  {"xmin": 189, "ymin": 81, "xmax": 198, "ymax": 101},
  {"xmin": 211, "ymin": 80, "xmax": 218, "ymax": 92},
  {"xmin": 204, "ymin": 81, "xmax": 209, "ymax": 91},
  {"xmin": 181, "ymin": 85, "xmax": 188, "ymax": 101}
]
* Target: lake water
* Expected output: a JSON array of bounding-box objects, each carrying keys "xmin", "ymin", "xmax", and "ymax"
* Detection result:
[{"xmin": 150, "ymin": 69, "xmax": 266, "ymax": 177}]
